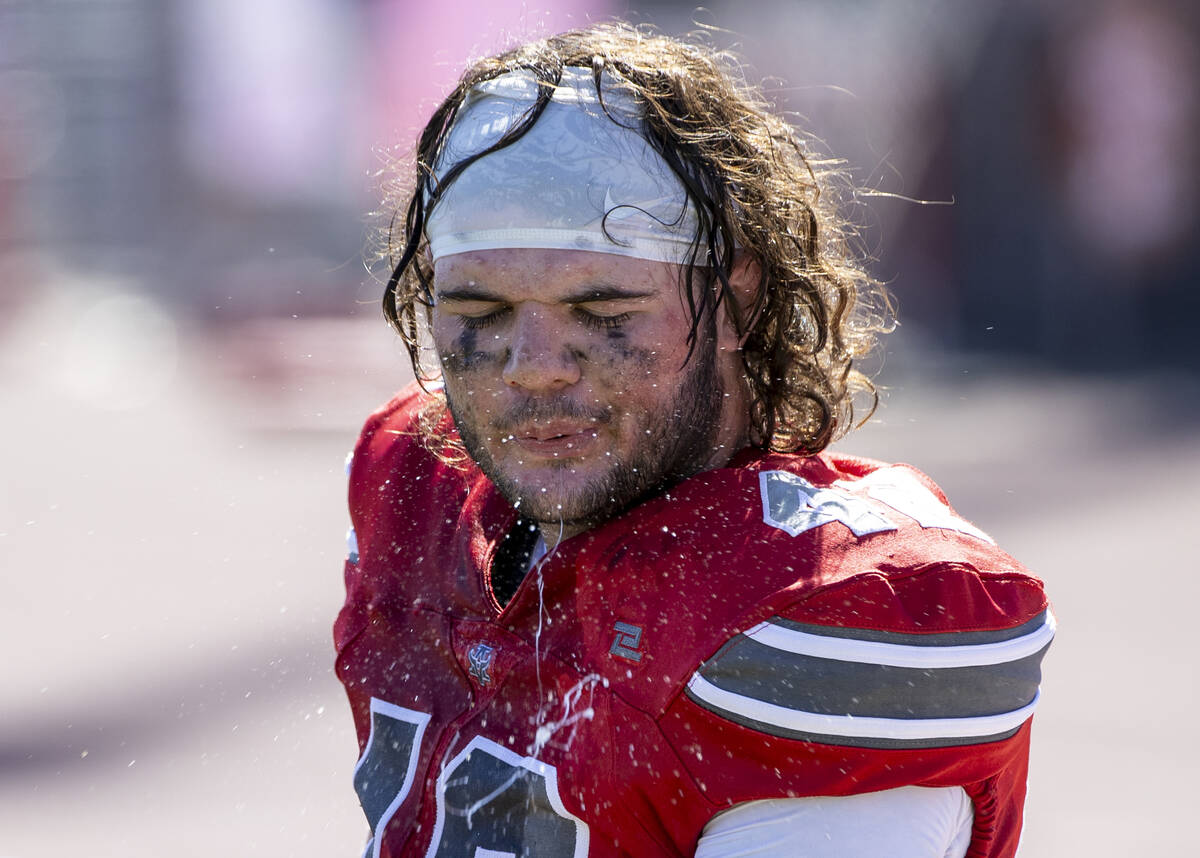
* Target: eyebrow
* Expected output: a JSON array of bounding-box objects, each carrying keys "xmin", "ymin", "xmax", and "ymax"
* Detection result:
[
  {"xmin": 435, "ymin": 286, "xmax": 505, "ymax": 303},
  {"xmin": 435, "ymin": 284, "xmax": 656, "ymax": 303},
  {"xmin": 566, "ymin": 285, "xmax": 655, "ymax": 302}
]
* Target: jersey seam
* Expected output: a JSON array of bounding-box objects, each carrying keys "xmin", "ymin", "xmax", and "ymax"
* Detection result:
[
  {"xmin": 609, "ymin": 687, "xmax": 721, "ymax": 814},
  {"xmin": 777, "ymin": 561, "xmax": 1049, "ymax": 636}
]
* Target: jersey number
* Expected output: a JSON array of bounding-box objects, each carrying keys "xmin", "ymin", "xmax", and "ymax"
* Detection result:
[
  {"xmin": 354, "ymin": 698, "xmax": 588, "ymax": 858},
  {"xmin": 355, "ymin": 699, "xmax": 430, "ymax": 858},
  {"xmin": 759, "ymin": 469, "xmax": 993, "ymax": 543}
]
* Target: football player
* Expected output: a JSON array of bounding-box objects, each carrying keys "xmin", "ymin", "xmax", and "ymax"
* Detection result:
[{"xmin": 336, "ymin": 22, "xmax": 1053, "ymax": 858}]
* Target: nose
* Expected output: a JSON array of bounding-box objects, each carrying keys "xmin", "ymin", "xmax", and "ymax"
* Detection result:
[{"xmin": 501, "ymin": 306, "xmax": 581, "ymax": 392}]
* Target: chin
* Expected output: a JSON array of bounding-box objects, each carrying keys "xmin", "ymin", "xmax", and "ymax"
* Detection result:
[{"xmin": 490, "ymin": 458, "xmax": 629, "ymax": 526}]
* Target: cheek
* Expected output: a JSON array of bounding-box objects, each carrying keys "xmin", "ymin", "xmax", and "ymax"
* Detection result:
[
  {"xmin": 588, "ymin": 315, "xmax": 689, "ymax": 372},
  {"xmin": 435, "ymin": 323, "xmax": 504, "ymax": 375},
  {"xmin": 596, "ymin": 317, "xmax": 692, "ymax": 372},
  {"xmin": 578, "ymin": 338, "xmax": 659, "ymax": 380},
  {"xmin": 579, "ymin": 335, "xmax": 691, "ymax": 403}
]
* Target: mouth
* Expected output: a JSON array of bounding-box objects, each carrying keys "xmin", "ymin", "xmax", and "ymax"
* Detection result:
[
  {"xmin": 522, "ymin": 421, "xmax": 596, "ymax": 442},
  {"xmin": 505, "ymin": 422, "xmax": 600, "ymax": 457}
]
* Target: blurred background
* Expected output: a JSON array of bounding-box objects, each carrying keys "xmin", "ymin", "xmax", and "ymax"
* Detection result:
[{"xmin": 1, "ymin": 0, "xmax": 1197, "ymax": 855}]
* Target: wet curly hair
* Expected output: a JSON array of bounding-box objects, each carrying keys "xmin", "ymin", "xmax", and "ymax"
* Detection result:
[{"xmin": 379, "ymin": 21, "xmax": 892, "ymax": 456}]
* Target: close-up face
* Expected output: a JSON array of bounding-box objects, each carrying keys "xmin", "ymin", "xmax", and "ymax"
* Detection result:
[{"xmin": 431, "ymin": 248, "xmax": 749, "ymax": 534}]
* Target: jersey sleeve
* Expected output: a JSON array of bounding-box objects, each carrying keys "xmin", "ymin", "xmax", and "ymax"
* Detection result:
[
  {"xmin": 660, "ymin": 560, "xmax": 1053, "ymax": 858},
  {"xmin": 333, "ymin": 385, "xmax": 456, "ymax": 734},
  {"xmin": 333, "ymin": 388, "xmax": 420, "ymax": 656}
]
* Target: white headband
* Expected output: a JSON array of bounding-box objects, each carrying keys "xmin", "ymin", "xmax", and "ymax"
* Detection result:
[{"xmin": 424, "ymin": 67, "xmax": 700, "ymax": 265}]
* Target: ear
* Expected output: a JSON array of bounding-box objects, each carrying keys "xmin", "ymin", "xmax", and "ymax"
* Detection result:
[{"xmin": 717, "ymin": 253, "xmax": 764, "ymax": 350}]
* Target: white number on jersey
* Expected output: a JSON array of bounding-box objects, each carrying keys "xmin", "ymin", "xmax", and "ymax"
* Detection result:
[
  {"xmin": 856, "ymin": 468, "xmax": 994, "ymax": 544},
  {"xmin": 353, "ymin": 698, "xmax": 588, "ymax": 858},
  {"xmin": 427, "ymin": 736, "xmax": 588, "ymax": 858},
  {"xmin": 760, "ymin": 471, "xmax": 896, "ymax": 538},
  {"xmin": 760, "ymin": 469, "xmax": 992, "ymax": 543},
  {"xmin": 355, "ymin": 698, "xmax": 430, "ymax": 858}
]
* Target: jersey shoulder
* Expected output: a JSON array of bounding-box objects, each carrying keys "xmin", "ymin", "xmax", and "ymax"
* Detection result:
[
  {"xmin": 346, "ymin": 382, "xmax": 469, "ymax": 528},
  {"xmin": 348, "ymin": 381, "xmax": 429, "ymax": 477},
  {"xmin": 590, "ymin": 447, "xmax": 1046, "ymax": 631},
  {"xmin": 575, "ymin": 447, "xmax": 1051, "ymax": 725},
  {"xmin": 698, "ymin": 447, "xmax": 1052, "ymax": 662},
  {"xmin": 337, "ymin": 384, "xmax": 478, "ymax": 642},
  {"xmin": 637, "ymin": 451, "xmax": 1050, "ymax": 855}
]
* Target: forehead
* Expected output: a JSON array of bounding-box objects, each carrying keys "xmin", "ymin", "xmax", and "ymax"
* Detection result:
[{"xmin": 433, "ymin": 248, "xmax": 684, "ymax": 301}]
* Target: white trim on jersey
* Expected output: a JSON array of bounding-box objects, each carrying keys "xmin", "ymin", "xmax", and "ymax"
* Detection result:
[
  {"xmin": 745, "ymin": 611, "xmax": 1056, "ymax": 669},
  {"xmin": 686, "ymin": 673, "xmax": 1041, "ymax": 742}
]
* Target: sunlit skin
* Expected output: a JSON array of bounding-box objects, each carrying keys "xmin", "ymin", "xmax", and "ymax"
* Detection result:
[{"xmin": 431, "ymin": 248, "xmax": 753, "ymax": 549}]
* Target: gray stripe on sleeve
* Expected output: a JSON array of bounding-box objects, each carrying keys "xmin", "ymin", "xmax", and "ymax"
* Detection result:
[{"xmin": 698, "ymin": 634, "xmax": 1049, "ymax": 720}]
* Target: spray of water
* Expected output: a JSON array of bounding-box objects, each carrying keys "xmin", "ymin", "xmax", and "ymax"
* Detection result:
[
  {"xmin": 532, "ymin": 518, "xmax": 563, "ymax": 717},
  {"xmin": 528, "ymin": 518, "xmax": 605, "ymax": 759},
  {"xmin": 530, "ymin": 672, "xmax": 605, "ymax": 758}
]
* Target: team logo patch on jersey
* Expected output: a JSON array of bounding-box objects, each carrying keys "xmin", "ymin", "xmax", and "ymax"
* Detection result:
[
  {"xmin": 467, "ymin": 643, "xmax": 496, "ymax": 685},
  {"xmin": 609, "ymin": 621, "xmax": 644, "ymax": 662}
]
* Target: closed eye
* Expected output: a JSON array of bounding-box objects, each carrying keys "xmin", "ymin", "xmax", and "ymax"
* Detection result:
[
  {"xmin": 570, "ymin": 296, "xmax": 644, "ymax": 332},
  {"xmin": 459, "ymin": 306, "xmax": 511, "ymax": 329},
  {"xmin": 574, "ymin": 307, "xmax": 632, "ymax": 331},
  {"xmin": 438, "ymin": 297, "xmax": 511, "ymax": 329}
]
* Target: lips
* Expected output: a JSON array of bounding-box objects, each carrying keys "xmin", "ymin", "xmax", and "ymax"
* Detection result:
[
  {"xmin": 520, "ymin": 421, "xmax": 596, "ymax": 442},
  {"xmin": 506, "ymin": 422, "xmax": 600, "ymax": 457}
]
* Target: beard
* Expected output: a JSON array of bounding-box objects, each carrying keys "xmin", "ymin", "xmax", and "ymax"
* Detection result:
[{"xmin": 445, "ymin": 340, "xmax": 725, "ymax": 532}]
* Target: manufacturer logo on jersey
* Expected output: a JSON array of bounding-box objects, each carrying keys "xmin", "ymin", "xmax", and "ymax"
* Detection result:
[
  {"xmin": 609, "ymin": 621, "xmax": 644, "ymax": 662},
  {"xmin": 467, "ymin": 643, "xmax": 496, "ymax": 685}
]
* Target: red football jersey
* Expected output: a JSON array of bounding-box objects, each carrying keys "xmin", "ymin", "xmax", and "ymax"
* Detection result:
[{"xmin": 335, "ymin": 385, "xmax": 1053, "ymax": 858}]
